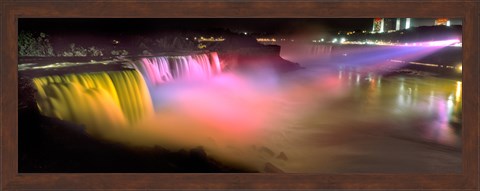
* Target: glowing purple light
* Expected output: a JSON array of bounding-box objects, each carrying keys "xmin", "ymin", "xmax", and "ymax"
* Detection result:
[
  {"xmin": 399, "ymin": 39, "xmax": 460, "ymax": 47},
  {"xmin": 428, "ymin": 39, "xmax": 459, "ymax": 46}
]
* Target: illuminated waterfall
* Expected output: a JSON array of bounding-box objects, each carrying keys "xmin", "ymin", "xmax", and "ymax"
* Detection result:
[
  {"xmin": 30, "ymin": 52, "xmax": 222, "ymax": 135},
  {"xmin": 32, "ymin": 70, "xmax": 154, "ymax": 135},
  {"xmin": 133, "ymin": 52, "xmax": 222, "ymax": 85},
  {"xmin": 311, "ymin": 44, "xmax": 333, "ymax": 55},
  {"xmin": 280, "ymin": 43, "xmax": 334, "ymax": 63}
]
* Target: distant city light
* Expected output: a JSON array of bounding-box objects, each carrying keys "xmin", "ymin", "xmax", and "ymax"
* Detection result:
[
  {"xmin": 197, "ymin": 43, "xmax": 207, "ymax": 49},
  {"xmin": 457, "ymin": 64, "xmax": 462, "ymax": 72},
  {"xmin": 447, "ymin": 20, "xmax": 451, "ymax": 26},
  {"xmin": 332, "ymin": 38, "xmax": 338, "ymax": 43},
  {"xmin": 257, "ymin": 38, "xmax": 277, "ymax": 43},
  {"xmin": 320, "ymin": 38, "xmax": 324, "ymax": 42},
  {"xmin": 340, "ymin": 38, "xmax": 346, "ymax": 43},
  {"xmin": 409, "ymin": 61, "xmax": 438, "ymax": 67},
  {"xmin": 198, "ymin": 36, "xmax": 225, "ymax": 42},
  {"xmin": 243, "ymin": 32, "xmax": 247, "ymax": 35}
]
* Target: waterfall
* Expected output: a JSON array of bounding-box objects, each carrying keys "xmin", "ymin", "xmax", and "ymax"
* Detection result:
[
  {"xmin": 32, "ymin": 70, "xmax": 154, "ymax": 135},
  {"xmin": 133, "ymin": 52, "xmax": 222, "ymax": 86},
  {"xmin": 310, "ymin": 44, "xmax": 333, "ymax": 55},
  {"xmin": 30, "ymin": 52, "xmax": 222, "ymax": 134},
  {"xmin": 279, "ymin": 43, "xmax": 335, "ymax": 64}
]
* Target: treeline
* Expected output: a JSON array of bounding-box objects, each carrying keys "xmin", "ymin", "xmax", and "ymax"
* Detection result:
[
  {"xmin": 19, "ymin": 31, "xmax": 108, "ymax": 57},
  {"xmin": 18, "ymin": 30, "xmax": 219, "ymax": 58}
]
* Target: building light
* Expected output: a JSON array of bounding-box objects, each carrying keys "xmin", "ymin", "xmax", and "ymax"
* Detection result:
[
  {"xmin": 380, "ymin": 19, "xmax": 384, "ymax": 33},
  {"xmin": 320, "ymin": 38, "xmax": 324, "ymax": 42},
  {"xmin": 340, "ymin": 38, "xmax": 346, "ymax": 43},
  {"xmin": 372, "ymin": 18, "xmax": 385, "ymax": 33},
  {"xmin": 332, "ymin": 38, "xmax": 338, "ymax": 43},
  {"xmin": 405, "ymin": 18, "xmax": 411, "ymax": 29},
  {"xmin": 396, "ymin": 18, "xmax": 401, "ymax": 30},
  {"xmin": 435, "ymin": 18, "xmax": 449, "ymax": 26}
]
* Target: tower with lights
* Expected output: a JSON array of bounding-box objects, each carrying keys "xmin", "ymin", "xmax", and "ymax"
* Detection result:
[{"xmin": 372, "ymin": 18, "xmax": 384, "ymax": 33}]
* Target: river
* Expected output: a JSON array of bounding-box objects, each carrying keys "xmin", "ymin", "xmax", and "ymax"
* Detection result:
[{"xmin": 261, "ymin": 64, "xmax": 462, "ymax": 173}]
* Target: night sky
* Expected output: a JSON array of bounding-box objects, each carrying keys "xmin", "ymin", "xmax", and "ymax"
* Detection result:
[{"xmin": 19, "ymin": 18, "xmax": 374, "ymax": 36}]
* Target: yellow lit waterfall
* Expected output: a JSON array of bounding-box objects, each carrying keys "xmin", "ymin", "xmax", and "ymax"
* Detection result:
[{"xmin": 32, "ymin": 70, "xmax": 153, "ymax": 135}]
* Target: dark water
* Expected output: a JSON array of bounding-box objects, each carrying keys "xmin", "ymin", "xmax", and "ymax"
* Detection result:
[
  {"xmin": 264, "ymin": 66, "xmax": 462, "ymax": 173},
  {"xmin": 335, "ymin": 69, "xmax": 462, "ymax": 146}
]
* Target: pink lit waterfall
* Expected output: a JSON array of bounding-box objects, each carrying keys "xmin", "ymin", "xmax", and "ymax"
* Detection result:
[{"xmin": 133, "ymin": 52, "xmax": 222, "ymax": 86}]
